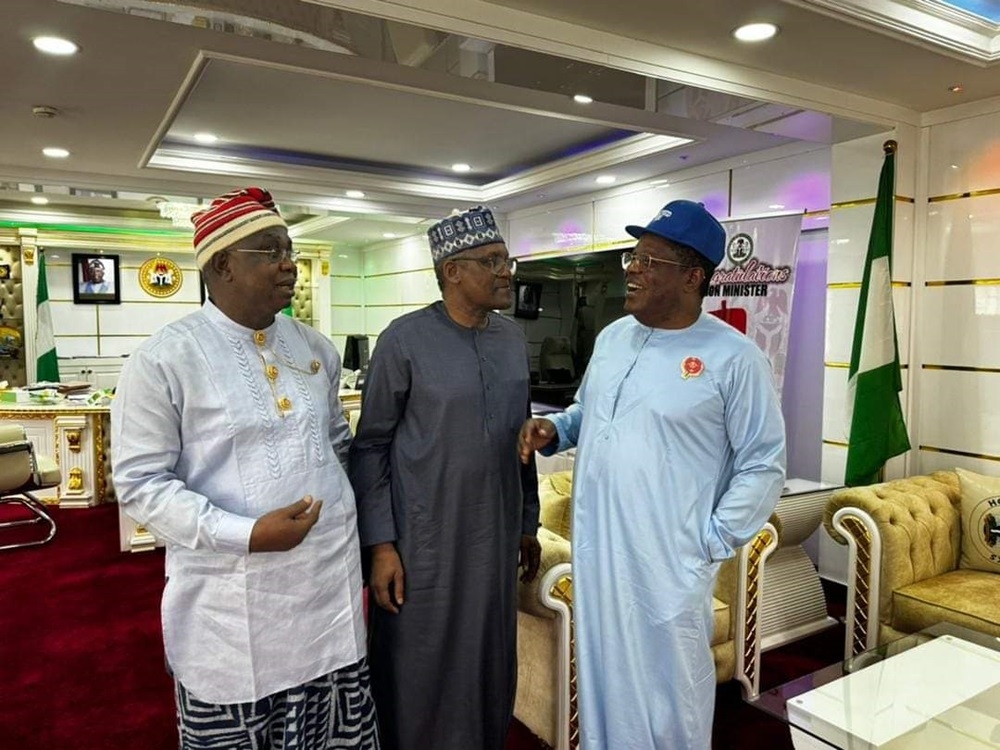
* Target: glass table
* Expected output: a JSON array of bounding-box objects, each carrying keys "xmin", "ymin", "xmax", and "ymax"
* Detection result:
[{"xmin": 748, "ymin": 623, "xmax": 1000, "ymax": 748}]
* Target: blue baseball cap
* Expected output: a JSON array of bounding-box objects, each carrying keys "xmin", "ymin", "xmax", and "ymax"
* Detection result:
[{"xmin": 625, "ymin": 200, "xmax": 726, "ymax": 265}]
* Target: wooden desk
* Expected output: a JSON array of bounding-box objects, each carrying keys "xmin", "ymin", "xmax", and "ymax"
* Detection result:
[{"xmin": 0, "ymin": 402, "xmax": 112, "ymax": 509}]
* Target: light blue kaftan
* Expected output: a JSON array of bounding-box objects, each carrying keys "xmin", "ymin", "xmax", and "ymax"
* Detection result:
[{"xmin": 544, "ymin": 312, "xmax": 785, "ymax": 749}]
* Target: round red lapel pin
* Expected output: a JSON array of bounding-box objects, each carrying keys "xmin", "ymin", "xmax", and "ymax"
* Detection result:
[{"xmin": 681, "ymin": 356, "xmax": 704, "ymax": 379}]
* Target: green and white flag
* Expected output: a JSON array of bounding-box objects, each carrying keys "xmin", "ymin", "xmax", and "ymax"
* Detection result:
[
  {"xmin": 845, "ymin": 142, "xmax": 910, "ymax": 486},
  {"xmin": 35, "ymin": 251, "xmax": 61, "ymax": 383}
]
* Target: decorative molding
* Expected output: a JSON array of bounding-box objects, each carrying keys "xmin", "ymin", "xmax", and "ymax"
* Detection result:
[
  {"xmin": 734, "ymin": 523, "xmax": 778, "ymax": 700},
  {"xmin": 919, "ymin": 445, "xmax": 1000, "ymax": 461},
  {"xmin": 784, "ymin": 0, "xmax": 1000, "ymax": 65},
  {"xmin": 925, "ymin": 278, "xmax": 1000, "ymax": 286},
  {"xmin": 832, "ymin": 509, "xmax": 880, "ymax": 658},
  {"xmin": 65, "ymin": 466, "xmax": 85, "ymax": 494},
  {"xmin": 921, "ymin": 364, "xmax": 1000, "ymax": 372},
  {"xmin": 928, "ymin": 187, "xmax": 1000, "ymax": 202},
  {"xmin": 65, "ymin": 429, "xmax": 82, "ymax": 453}
]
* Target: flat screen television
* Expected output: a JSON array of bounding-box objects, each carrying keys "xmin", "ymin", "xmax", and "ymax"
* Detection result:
[{"xmin": 514, "ymin": 281, "xmax": 542, "ymax": 320}]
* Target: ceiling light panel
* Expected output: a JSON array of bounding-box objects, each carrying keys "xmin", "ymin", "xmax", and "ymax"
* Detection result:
[
  {"xmin": 733, "ymin": 23, "xmax": 778, "ymax": 42},
  {"xmin": 33, "ymin": 36, "xmax": 79, "ymax": 55}
]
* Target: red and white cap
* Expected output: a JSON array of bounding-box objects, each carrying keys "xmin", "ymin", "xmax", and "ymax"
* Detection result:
[{"xmin": 191, "ymin": 187, "xmax": 286, "ymax": 269}]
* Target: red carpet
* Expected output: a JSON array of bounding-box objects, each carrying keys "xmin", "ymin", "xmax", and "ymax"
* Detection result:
[{"xmin": 0, "ymin": 503, "xmax": 843, "ymax": 750}]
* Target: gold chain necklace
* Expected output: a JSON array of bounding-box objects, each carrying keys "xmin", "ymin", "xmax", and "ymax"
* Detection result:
[{"xmin": 252, "ymin": 330, "xmax": 321, "ymax": 417}]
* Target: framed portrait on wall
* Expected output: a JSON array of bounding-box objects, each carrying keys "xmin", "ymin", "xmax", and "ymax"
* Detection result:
[{"xmin": 72, "ymin": 253, "xmax": 121, "ymax": 304}]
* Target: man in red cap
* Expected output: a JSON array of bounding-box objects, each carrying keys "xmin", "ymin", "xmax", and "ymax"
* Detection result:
[{"xmin": 111, "ymin": 187, "xmax": 379, "ymax": 749}]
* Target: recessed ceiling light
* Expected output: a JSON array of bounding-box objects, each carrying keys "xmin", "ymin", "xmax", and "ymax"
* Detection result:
[
  {"xmin": 383, "ymin": 232, "xmax": 397, "ymax": 239},
  {"xmin": 31, "ymin": 196, "xmax": 49, "ymax": 205},
  {"xmin": 345, "ymin": 190, "xmax": 366, "ymax": 199},
  {"xmin": 33, "ymin": 36, "xmax": 79, "ymax": 55},
  {"xmin": 769, "ymin": 203, "xmax": 785, "ymax": 210},
  {"xmin": 649, "ymin": 179, "xmax": 670, "ymax": 186},
  {"xmin": 451, "ymin": 163, "xmax": 471, "ymax": 173},
  {"xmin": 193, "ymin": 132, "xmax": 218, "ymax": 144},
  {"xmin": 595, "ymin": 175, "xmax": 616, "ymax": 185},
  {"xmin": 733, "ymin": 23, "xmax": 778, "ymax": 42},
  {"xmin": 948, "ymin": 84, "xmax": 964, "ymax": 93},
  {"xmin": 573, "ymin": 94, "xmax": 593, "ymax": 104},
  {"xmin": 42, "ymin": 147, "xmax": 70, "ymax": 158}
]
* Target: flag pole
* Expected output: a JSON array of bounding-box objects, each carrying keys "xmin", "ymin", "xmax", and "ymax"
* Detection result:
[{"xmin": 843, "ymin": 139, "xmax": 911, "ymax": 487}]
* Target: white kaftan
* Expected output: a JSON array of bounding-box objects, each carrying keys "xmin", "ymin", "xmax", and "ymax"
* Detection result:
[{"xmin": 111, "ymin": 302, "xmax": 366, "ymax": 704}]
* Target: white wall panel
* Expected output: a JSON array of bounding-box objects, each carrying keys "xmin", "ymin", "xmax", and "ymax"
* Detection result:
[
  {"xmin": 54, "ymin": 336, "xmax": 98, "ymax": 357},
  {"xmin": 331, "ymin": 249, "xmax": 363, "ymax": 276},
  {"xmin": 330, "ymin": 277, "xmax": 363, "ymax": 306},
  {"xmin": 398, "ymin": 270, "xmax": 439, "ymax": 306},
  {"xmin": 330, "ymin": 307, "xmax": 365, "ymax": 335},
  {"xmin": 917, "ymin": 449, "xmax": 1000, "ymax": 478},
  {"xmin": 593, "ymin": 173, "xmax": 729, "ymax": 250},
  {"xmin": 822, "ymin": 366, "xmax": 849, "ymax": 443},
  {"xmin": 917, "ymin": 370, "xmax": 1000, "ymax": 456},
  {"xmin": 824, "ymin": 287, "xmax": 911, "ymax": 363},
  {"xmin": 51, "ymin": 301, "xmax": 97, "ymax": 336},
  {"xmin": 508, "ymin": 202, "xmax": 592, "ymax": 258},
  {"xmin": 826, "ymin": 202, "xmax": 912, "ymax": 284},
  {"xmin": 831, "ymin": 132, "xmax": 893, "ymax": 203},
  {"xmin": 365, "ymin": 236, "xmax": 431, "ymax": 276},
  {"xmin": 821, "ymin": 443, "xmax": 847, "ymax": 485},
  {"xmin": 730, "ymin": 148, "xmax": 831, "ymax": 218},
  {"xmin": 45, "ymin": 260, "xmax": 76, "ymax": 302},
  {"xmin": 925, "ymin": 194, "xmax": 1000, "ymax": 280},
  {"xmin": 365, "ymin": 306, "xmax": 404, "ymax": 335},
  {"xmin": 928, "ymin": 113, "xmax": 1000, "ymax": 196},
  {"xmin": 364, "ymin": 276, "xmax": 402, "ymax": 306},
  {"xmin": 827, "ymin": 205, "xmax": 873, "ymax": 284},
  {"xmin": 920, "ymin": 286, "xmax": 1000, "ymax": 367},
  {"xmin": 98, "ymin": 302, "xmax": 198, "ymax": 335}
]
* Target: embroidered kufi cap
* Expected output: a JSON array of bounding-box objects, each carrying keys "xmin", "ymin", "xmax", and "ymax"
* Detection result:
[
  {"xmin": 426, "ymin": 206, "xmax": 504, "ymax": 263},
  {"xmin": 191, "ymin": 187, "xmax": 287, "ymax": 269},
  {"xmin": 88, "ymin": 259, "xmax": 105, "ymax": 269}
]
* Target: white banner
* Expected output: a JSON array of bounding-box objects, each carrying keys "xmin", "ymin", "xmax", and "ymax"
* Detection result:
[{"xmin": 704, "ymin": 213, "xmax": 804, "ymax": 394}]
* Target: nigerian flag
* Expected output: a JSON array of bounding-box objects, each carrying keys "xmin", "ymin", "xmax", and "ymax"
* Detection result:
[
  {"xmin": 35, "ymin": 251, "xmax": 61, "ymax": 383},
  {"xmin": 845, "ymin": 141, "xmax": 910, "ymax": 486}
]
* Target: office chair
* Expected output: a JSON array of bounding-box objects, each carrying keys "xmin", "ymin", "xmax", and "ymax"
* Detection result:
[{"xmin": 0, "ymin": 424, "xmax": 61, "ymax": 551}]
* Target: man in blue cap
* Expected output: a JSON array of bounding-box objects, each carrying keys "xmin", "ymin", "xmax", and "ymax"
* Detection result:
[{"xmin": 518, "ymin": 200, "xmax": 786, "ymax": 749}]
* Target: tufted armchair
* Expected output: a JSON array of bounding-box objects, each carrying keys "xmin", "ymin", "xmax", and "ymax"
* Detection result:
[
  {"xmin": 514, "ymin": 471, "xmax": 780, "ymax": 750},
  {"xmin": 824, "ymin": 471, "xmax": 1000, "ymax": 660}
]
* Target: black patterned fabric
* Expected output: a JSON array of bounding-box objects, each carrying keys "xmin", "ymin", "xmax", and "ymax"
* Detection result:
[{"xmin": 175, "ymin": 658, "xmax": 380, "ymax": 750}]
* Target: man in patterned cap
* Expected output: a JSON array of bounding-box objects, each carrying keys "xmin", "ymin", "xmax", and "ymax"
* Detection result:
[
  {"xmin": 112, "ymin": 187, "xmax": 379, "ymax": 749},
  {"xmin": 350, "ymin": 206, "xmax": 541, "ymax": 750}
]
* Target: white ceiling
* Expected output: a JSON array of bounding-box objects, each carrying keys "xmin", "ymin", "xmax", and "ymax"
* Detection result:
[{"xmin": 3, "ymin": 0, "xmax": 996, "ymax": 251}]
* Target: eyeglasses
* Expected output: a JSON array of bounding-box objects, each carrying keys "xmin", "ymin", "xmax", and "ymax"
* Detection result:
[
  {"xmin": 621, "ymin": 250, "xmax": 690, "ymax": 272},
  {"xmin": 231, "ymin": 246, "xmax": 300, "ymax": 264},
  {"xmin": 450, "ymin": 255, "xmax": 517, "ymax": 275}
]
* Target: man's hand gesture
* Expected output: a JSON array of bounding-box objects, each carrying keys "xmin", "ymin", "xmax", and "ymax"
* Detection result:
[{"xmin": 249, "ymin": 496, "xmax": 323, "ymax": 553}]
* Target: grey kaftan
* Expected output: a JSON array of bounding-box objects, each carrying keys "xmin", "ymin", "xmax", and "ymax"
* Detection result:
[{"xmin": 349, "ymin": 302, "xmax": 539, "ymax": 750}]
